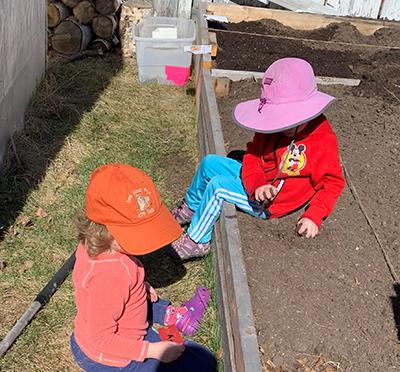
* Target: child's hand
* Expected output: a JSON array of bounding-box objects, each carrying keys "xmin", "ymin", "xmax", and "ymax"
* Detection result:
[
  {"xmin": 147, "ymin": 341, "xmax": 185, "ymax": 363},
  {"xmin": 297, "ymin": 218, "xmax": 319, "ymax": 238},
  {"xmin": 144, "ymin": 281, "xmax": 158, "ymax": 302},
  {"xmin": 255, "ymin": 184, "xmax": 277, "ymax": 202}
]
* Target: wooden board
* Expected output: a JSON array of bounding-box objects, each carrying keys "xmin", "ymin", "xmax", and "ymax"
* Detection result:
[
  {"xmin": 211, "ymin": 68, "xmax": 362, "ymax": 86},
  {"xmin": 206, "ymin": 3, "xmax": 400, "ymax": 36},
  {"xmin": 153, "ymin": 0, "xmax": 192, "ymax": 18},
  {"xmin": 193, "ymin": 2, "xmax": 263, "ymax": 371},
  {"xmin": 213, "ymin": 77, "xmax": 231, "ymax": 97},
  {"xmin": 209, "ymin": 31, "xmax": 218, "ymax": 57}
]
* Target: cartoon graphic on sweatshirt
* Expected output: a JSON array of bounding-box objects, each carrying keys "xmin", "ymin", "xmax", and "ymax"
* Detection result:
[{"xmin": 280, "ymin": 143, "xmax": 307, "ymax": 176}]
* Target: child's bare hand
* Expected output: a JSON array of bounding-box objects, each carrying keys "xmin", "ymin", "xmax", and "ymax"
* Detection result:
[
  {"xmin": 144, "ymin": 281, "xmax": 158, "ymax": 302},
  {"xmin": 297, "ymin": 218, "xmax": 319, "ymax": 238},
  {"xmin": 147, "ymin": 341, "xmax": 185, "ymax": 363},
  {"xmin": 255, "ymin": 184, "xmax": 277, "ymax": 202}
]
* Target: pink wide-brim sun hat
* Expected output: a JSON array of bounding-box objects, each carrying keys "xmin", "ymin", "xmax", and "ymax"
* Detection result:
[{"xmin": 233, "ymin": 58, "xmax": 336, "ymax": 133}]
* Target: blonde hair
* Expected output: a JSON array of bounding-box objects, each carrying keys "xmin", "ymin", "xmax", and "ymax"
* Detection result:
[{"xmin": 76, "ymin": 212, "xmax": 113, "ymax": 258}]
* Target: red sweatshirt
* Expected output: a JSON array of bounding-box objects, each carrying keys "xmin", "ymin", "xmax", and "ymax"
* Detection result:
[
  {"xmin": 241, "ymin": 115, "xmax": 345, "ymax": 227},
  {"xmin": 73, "ymin": 243, "xmax": 149, "ymax": 367}
]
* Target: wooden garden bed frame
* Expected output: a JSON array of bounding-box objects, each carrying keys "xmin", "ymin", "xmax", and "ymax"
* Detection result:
[
  {"xmin": 206, "ymin": 2, "xmax": 400, "ymax": 36},
  {"xmin": 193, "ymin": 3, "xmax": 400, "ymax": 371},
  {"xmin": 193, "ymin": 2, "xmax": 263, "ymax": 372}
]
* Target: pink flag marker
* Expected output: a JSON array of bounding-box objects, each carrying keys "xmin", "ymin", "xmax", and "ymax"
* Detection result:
[{"xmin": 165, "ymin": 65, "xmax": 190, "ymax": 86}]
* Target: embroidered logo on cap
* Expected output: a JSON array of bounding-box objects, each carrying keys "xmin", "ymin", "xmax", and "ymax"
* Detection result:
[
  {"xmin": 137, "ymin": 195, "xmax": 150, "ymax": 212},
  {"xmin": 127, "ymin": 188, "xmax": 155, "ymax": 217}
]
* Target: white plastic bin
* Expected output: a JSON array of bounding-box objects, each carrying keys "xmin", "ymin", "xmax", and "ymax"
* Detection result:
[{"xmin": 134, "ymin": 17, "xmax": 196, "ymax": 84}]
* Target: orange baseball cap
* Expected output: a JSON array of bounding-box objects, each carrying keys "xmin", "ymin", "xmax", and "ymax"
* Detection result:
[{"xmin": 85, "ymin": 163, "xmax": 182, "ymax": 255}]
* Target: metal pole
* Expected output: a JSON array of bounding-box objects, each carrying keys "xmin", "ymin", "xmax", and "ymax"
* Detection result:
[{"xmin": 0, "ymin": 251, "xmax": 76, "ymax": 358}]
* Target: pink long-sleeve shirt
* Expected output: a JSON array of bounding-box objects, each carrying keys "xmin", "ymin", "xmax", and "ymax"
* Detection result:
[{"xmin": 72, "ymin": 243, "xmax": 149, "ymax": 367}]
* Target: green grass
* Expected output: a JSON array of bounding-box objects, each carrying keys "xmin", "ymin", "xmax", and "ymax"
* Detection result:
[{"xmin": 0, "ymin": 54, "xmax": 220, "ymax": 371}]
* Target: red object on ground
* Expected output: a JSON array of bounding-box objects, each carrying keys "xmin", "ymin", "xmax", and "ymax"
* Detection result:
[
  {"xmin": 165, "ymin": 66, "xmax": 190, "ymax": 86},
  {"xmin": 158, "ymin": 325, "xmax": 184, "ymax": 344}
]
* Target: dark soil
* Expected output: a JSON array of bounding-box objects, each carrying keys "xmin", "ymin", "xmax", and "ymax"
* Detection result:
[
  {"xmin": 214, "ymin": 19, "xmax": 400, "ymax": 101},
  {"xmin": 217, "ymin": 46, "xmax": 400, "ymax": 371}
]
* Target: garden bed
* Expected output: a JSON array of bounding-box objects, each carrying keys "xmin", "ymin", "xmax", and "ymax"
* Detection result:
[
  {"xmin": 213, "ymin": 18, "xmax": 400, "ymax": 101},
  {"xmin": 214, "ymin": 13, "xmax": 400, "ymax": 372}
]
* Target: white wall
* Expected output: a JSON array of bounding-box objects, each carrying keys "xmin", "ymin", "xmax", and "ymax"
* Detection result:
[
  {"xmin": 214, "ymin": 0, "xmax": 400, "ymax": 20},
  {"xmin": 314, "ymin": 0, "xmax": 400, "ymax": 20},
  {"xmin": 379, "ymin": 0, "xmax": 400, "ymax": 20},
  {"xmin": 325, "ymin": 0, "xmax": 381, "ymax": 18},
  {"xmin": 0, "ymin": 0, "xmax": 46, "ymax": 164}
]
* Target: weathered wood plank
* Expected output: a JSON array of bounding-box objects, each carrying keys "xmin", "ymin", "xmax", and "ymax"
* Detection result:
[
  {"xmin": 153, "ymin": 0, "xmax": 192, "ymax": 18},
  {"xmin": 209, "ymin": 32, "xmax": 218, "ymax": 57},
  {"xmin": 206, "ymin": 3, "xmax": 400, "ymax": 35},
  {"xmin": 193, "ymin": 2, "xmax": 263, "ymax": 371},
  {"xmin": 213, "ymin": 77, "xmax": 231, "ymax": 97},
  {"xmin": 178, "ymin": 0, "xmax": 192, "ymax": 19},
  {"xmin": 208, "ymin": 27, "xmax": 400, "ymax": 50},
  {"xmin": 153, "ymin": 0, "xmax": 177, "ymax": 17},
  {"xmin": 211, "ymin": 68, "xmax": 362, "ymax": 86}
]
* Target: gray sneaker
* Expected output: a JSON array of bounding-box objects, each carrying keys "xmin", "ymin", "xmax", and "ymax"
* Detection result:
[
  {"xmin": 167, "ymin": 234, "xmax": 210, "ymax": 260},
  {"xmin": 171, "ymin": 200, "xmax": 194, "ymax": 225}
]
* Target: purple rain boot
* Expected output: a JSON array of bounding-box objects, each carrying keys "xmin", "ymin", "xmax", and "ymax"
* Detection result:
[
  {"xmin": 171, "ymin": 199, "xmax": 195, "ymax": 225},
  {"xmin": 176, "ymin": 287, "xmax": 211, "ymax": 336}
]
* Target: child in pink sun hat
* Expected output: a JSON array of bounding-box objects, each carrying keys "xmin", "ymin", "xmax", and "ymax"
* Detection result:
[{"xmin": 169, "ymin": 58, "xmax": 345, "ymax": 260}]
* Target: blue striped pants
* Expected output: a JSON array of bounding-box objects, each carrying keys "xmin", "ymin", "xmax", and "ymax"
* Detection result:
[{"xmin": 186, "ymin": 154, "xmax": 267, "ymax": 243}]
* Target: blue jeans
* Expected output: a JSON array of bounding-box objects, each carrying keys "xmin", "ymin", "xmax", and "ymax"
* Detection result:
[
  {"xmin": 70, "ymin": 299, "xmax": 216, "ymax": 371},
  {"xmin": 186, "ymin": 154, "xmax": 267, "ymax": 243}
]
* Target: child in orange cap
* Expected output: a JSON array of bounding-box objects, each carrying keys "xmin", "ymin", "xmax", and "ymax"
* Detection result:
[{"xmin": 70, "ymin": 163, "xmax": 216, "ymax": 371}]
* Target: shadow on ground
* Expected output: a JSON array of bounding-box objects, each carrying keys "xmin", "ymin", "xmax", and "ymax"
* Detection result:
[
  {"xmin": 0, "ymin": 52, "xmax": 188, "ymax": 287},
  {"xmin": 391, "ymin": 283, "xmax": 400, "ymax": 340},
  {"xmin": 139, "ymin": 247, "xmax": 187, "ymax": 289},
  {"xmin": 0, "ymin": 53, "xmax": 122, "ymax": 240}
]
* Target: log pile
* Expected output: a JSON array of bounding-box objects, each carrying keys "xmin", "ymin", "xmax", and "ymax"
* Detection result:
[
  {"xmin": 48, "ymin": 0, "xmax": 153, "ymax": 56},
  {"xmin": 119, "ymin": 0, "xmax": 153, "ymax": 57}
]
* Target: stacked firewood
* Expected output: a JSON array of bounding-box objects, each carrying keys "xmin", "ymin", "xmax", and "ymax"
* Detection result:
[{"xmin": 48, "ymin": 0, "xmax": 123, "ymax": 55}]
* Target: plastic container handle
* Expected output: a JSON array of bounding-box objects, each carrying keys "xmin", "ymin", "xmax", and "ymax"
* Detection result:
[{"xmin": 146, "ymin": 44, "xmax": 184, "ymax": 50}]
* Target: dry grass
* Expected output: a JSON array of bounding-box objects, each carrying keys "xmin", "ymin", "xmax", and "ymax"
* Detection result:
[{"xmin": 0, "ymin": 54, "xmax": 220, "ymax": 371}]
